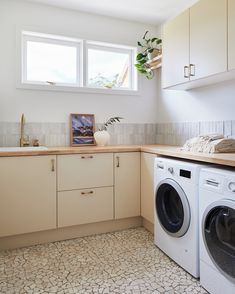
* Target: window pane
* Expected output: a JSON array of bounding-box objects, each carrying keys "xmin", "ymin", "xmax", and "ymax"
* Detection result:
[
  {"xmin": 87, "ymin": 49, "xmax": 130, "ymax": 89},
  {"xmin": 26, "ymin": 41, "xmax": 77, "ymax": 84}
]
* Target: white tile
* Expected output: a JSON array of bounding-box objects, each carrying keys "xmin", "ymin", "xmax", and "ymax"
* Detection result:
[
  {"xmin": 223, "ymin": 121, "xmax": 232, "ymax": 137},
  {"xmin": 232, "ymin": 121, "xmax": 235, "ymax": 138},
  {"xmin": 199, "ymin": 121, "xmax": 223, "ymax": 135}
]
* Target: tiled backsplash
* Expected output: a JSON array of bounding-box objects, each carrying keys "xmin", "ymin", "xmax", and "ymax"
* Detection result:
[
  {"xmin": 0, "ymin": 122, "xmax": 157, "ymax": 147},
  {"xmin": 156, "ymin": 120, "xmax": 235, "ymax": 146},
  {"xmin": 0, "ymin": 121, "xmax": 234, "ymax": 147}
]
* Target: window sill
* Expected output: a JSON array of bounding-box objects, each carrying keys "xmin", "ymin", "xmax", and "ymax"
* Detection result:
[{"xmin": 16, "ymin": 82, "xmax": 140, "ymax": 96}]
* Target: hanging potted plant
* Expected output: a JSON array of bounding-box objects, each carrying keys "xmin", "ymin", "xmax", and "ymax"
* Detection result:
[
  {"xmin": 135, "ymin": 31, "xmax": 162, "ymax": 79},
  {"xmin": 94, "ymin": 117, "xmax": 123, "ymax": 146}
]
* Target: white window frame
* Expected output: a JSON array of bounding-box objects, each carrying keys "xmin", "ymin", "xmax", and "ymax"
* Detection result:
[
  {"xmin": 17, "ymin": 29, "xmax": 139, "ymax": 95},
  {"xmin": 21, "ymin": 31, "xmax": 83, "ymax": 87},
  {"xmin": 85, "ymin": 41, "xmax": 137, "ymax": 91}
]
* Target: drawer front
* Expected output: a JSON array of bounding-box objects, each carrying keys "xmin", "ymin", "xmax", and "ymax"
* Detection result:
[
  {"xmin": 57, "ymin": 153, "xmax": 113, "ymax": 191},
  {"xmin": 58, "ymin": 187, "xmax": 114, "ymax": 227}
]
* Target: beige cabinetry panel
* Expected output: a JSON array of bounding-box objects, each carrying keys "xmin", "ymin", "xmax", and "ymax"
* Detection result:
[
  {"xmin": 57, "ymin": 153, "xmax": 113, "ymax": 191},
  {"xmin": 114, "ymin": 152, "xmax": 140, "ymax": 219},
  {"xmin": 0, "ymin": 156, "xmax": 56, "ymax": 237},
  {"xmin": 58, "ymin": 187, "xmax": 113, "ymax": 227},
  {"xmin": 162, "ymin": 0, "xmax": 228, "ymax": 89},
  {"xmin": 228, "ymin": 0, "xmax": 235, "ymax": 70},
  {"xmin": 162, "ymin": 10, "xmax": 190, "ymax": 88},
  {"xmin": 141, "ymin": 153, "xmax": 156, "ymax": 224},
  {"xmin": 190, "ymin": 0, "xmax": 227, "ymax": 80}
]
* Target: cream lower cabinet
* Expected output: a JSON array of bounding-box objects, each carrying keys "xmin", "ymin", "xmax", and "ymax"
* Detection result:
[
  {"xmin": 58, "ymin": 187, "xmax": 113, "ymax": 227},
  {"xmin": 57, "ymin": 153, "xmax": 114, "ymax": 227},
  {"xmin": 114, "ymin": 152, "xmax": 140, "ymax": 219},
  {"xmin": 57, "ymin": 153, "xmax": 113, "ymax": 191},
  {"xmin": 0, "ymin": 156, "xmax": 56, "ymax": 237},
  {"xmin": 141, "ymin": 153, "xmax": 156, "ymax": 224}
]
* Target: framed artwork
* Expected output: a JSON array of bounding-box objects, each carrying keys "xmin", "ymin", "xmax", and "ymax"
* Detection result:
[{"xmin": 70, "ymin": 113, "xmax": 95, "ymax": 146}]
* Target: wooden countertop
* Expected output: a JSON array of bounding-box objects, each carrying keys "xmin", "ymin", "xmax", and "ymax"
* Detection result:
[
  {"xmin": 141, "ymin": 145, "xmax": 235, "ymax": 168},
  {"xmin": 0, "ymin": 144, "xmax": 234, "ymax": 167},
  {"xmin": 0, "ymin": 145, "xmax": 140, "ymax": 157}
]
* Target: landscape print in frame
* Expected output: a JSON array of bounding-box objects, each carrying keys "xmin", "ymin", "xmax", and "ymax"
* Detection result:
[{"xmin": 70, "ymin": 113, "xmax": 95, "ymax": 146}]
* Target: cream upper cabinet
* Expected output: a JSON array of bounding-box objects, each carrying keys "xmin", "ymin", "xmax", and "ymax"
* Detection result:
[
  {"xmin": 141, "ymin": 153, "xmax": 156, "ymax": 224},
  {"xmin": 162, "ymin": 0, "xmax": 227, "ymax": 89},
  {"xmin": 228, "ymin": 0, "xmax": 235, "ymax": 70},
  {"xmin": 162, "ymin": 10, "xmax": 190, "ymax": 88},
  {"xmin": 0, "ymin": 156, "xmax": 56, "ymax": 237},
  {"xmin": 57, "ymin": 153, "xmax": 113, "ymax": 191},
  {"xmin": 190, "ymin": 0, "xmax": 227, "ymax": 80},
  {"xmin": 114, "ymin": 152, "xmax": 140, "ymax": 219}
]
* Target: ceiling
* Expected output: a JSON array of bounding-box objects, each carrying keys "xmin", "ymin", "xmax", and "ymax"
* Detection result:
[{"xmin": 26, "ymin": 0, "xmax": 199, "ymax": 25}]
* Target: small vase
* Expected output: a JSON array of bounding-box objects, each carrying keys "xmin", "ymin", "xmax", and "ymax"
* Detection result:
[{"xmin": 94, "ymin": 130, "xmax": 110, "ymax": 147}]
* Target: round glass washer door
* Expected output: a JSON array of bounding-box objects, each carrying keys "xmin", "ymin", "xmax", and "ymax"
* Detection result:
[
  {"xmin": 202, "ymin": 199, "xmax": 235, "ymax": 283},
  {"xmin": 155, "ymin": 179, "xmax": 191, "ymax": 237}
]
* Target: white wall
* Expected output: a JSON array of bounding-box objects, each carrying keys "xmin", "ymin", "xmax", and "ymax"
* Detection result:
[
  {"xmin": 157, "ymin": 74, "xmax": 235, "ymax": 123},
  {"xmin": 1, "ymin": 0, "xmax": 234, "ymax": 126},
  {"xmin": 0, "ymin": 0, "xmax": 159, "ymax": 123}
]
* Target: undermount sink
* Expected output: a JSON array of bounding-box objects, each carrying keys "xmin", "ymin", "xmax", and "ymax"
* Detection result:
[{"xmin": 0, "ymin": 146, "xmax": 48, "ymax": 152}]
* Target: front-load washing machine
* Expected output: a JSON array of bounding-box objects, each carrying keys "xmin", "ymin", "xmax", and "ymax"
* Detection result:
[
  {"xmin": 154, "ymin": 157, "xmax": 205, "ymax": 278},
  {"xmin": 199, "ymin": 167, "xmax": 235, "ymax": 294}
]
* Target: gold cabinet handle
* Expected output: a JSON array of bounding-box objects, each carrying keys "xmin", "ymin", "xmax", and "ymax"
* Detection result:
[
  {"xmin": 184, "ymin": 66, "xmax": 189, "ymax": 78},
  {"xmin": 81, "ymin": 155, "xmax": 93, "ymax": 159},
  {"xmin": 189, "ymin": 64, "xmax": 195, "ymax": 76},
  {"xmin": 81, "ymin": 191, "xmax": 94, "ymax": 195},
  {"xmin": 51, "ymin": 159, "xmax": 55, "ymax": 172},
  {"xmin": 116, "ymin": 156, "xmax": 120, "ymax": 168}
]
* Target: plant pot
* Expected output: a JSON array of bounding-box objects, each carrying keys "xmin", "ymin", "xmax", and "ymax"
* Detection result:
[
  {"xmin": 147, "ymin": 48, "xmax": 161, "ymax": 60},
  {"xmin": 94, "ymin": 130, "xmax": 110, "ymax": 146}
]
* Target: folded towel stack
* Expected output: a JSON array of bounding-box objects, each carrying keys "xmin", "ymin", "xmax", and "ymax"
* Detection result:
[{"xmin": 181, "ymin": 134, "xmax": 235, "ymax": 153}]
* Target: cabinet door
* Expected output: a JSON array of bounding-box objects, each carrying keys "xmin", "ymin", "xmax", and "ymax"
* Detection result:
[
  {"xmin": 114, "ymin": 152, "xmax": 140, "ymax": 219},
  {"xmin": 228, "ymin": 0, "xmax": 235, "ymax": 70},
  {"xmin": 58, "ymin": 187, "xmax": 113, "ymax": 227},
  {"xmin": 57, "ymin": 153, "xmax": 113, "ymax": 191},
  {"xmin": 190, "ymin": 0, "xmax": 227, "ymax": 80},
  {"xmin": 162, "ymin": 9, "xmax": 190, "ymax": 88},
  {"xmin": 141, "ymin": 153, "xmax": 156, "ymax": 224},
  {"xmin": 0, "ymin": 156, "xmax": 56, "ymax": 237}
]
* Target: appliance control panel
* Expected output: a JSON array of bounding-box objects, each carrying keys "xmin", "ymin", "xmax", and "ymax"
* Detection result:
[{"xmin": 180, "ymin": 169, "xmax": 191, "ymax": 179}]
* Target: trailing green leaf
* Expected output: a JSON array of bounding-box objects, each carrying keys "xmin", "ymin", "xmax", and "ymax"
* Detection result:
[
  {"xmin": 136, "ymin": 53, "xmax": 145, "ymax": 60},
  {"xmin": 98, "ymin": 117, "xmax": 124, "ymax": 131},
  {"xmin": 143, "ymin": 31, "xmax": 148, "ymax": 39},
  {"xmin": 135, "ymin": 30, "xmax": 162, "ymax": 80},
  {"xmin": 138, "ymin": 59, "xmax": 147, "ymax": 65}
]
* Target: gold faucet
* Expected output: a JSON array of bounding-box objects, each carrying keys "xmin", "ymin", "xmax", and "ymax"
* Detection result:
[{"xmin": 20, "ymin": 114, "xmax": 30, "ymax": 147}]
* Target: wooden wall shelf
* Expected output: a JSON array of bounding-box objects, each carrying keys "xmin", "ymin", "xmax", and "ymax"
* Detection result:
[{"xmin": 146, "ymin": 54, "xmax": 162, "ymax": 70}]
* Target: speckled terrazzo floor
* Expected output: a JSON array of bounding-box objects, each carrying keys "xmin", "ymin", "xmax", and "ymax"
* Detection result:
[{"xmin": 0, "ymin": 227, "xmax": 207, "ymax": 294}]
